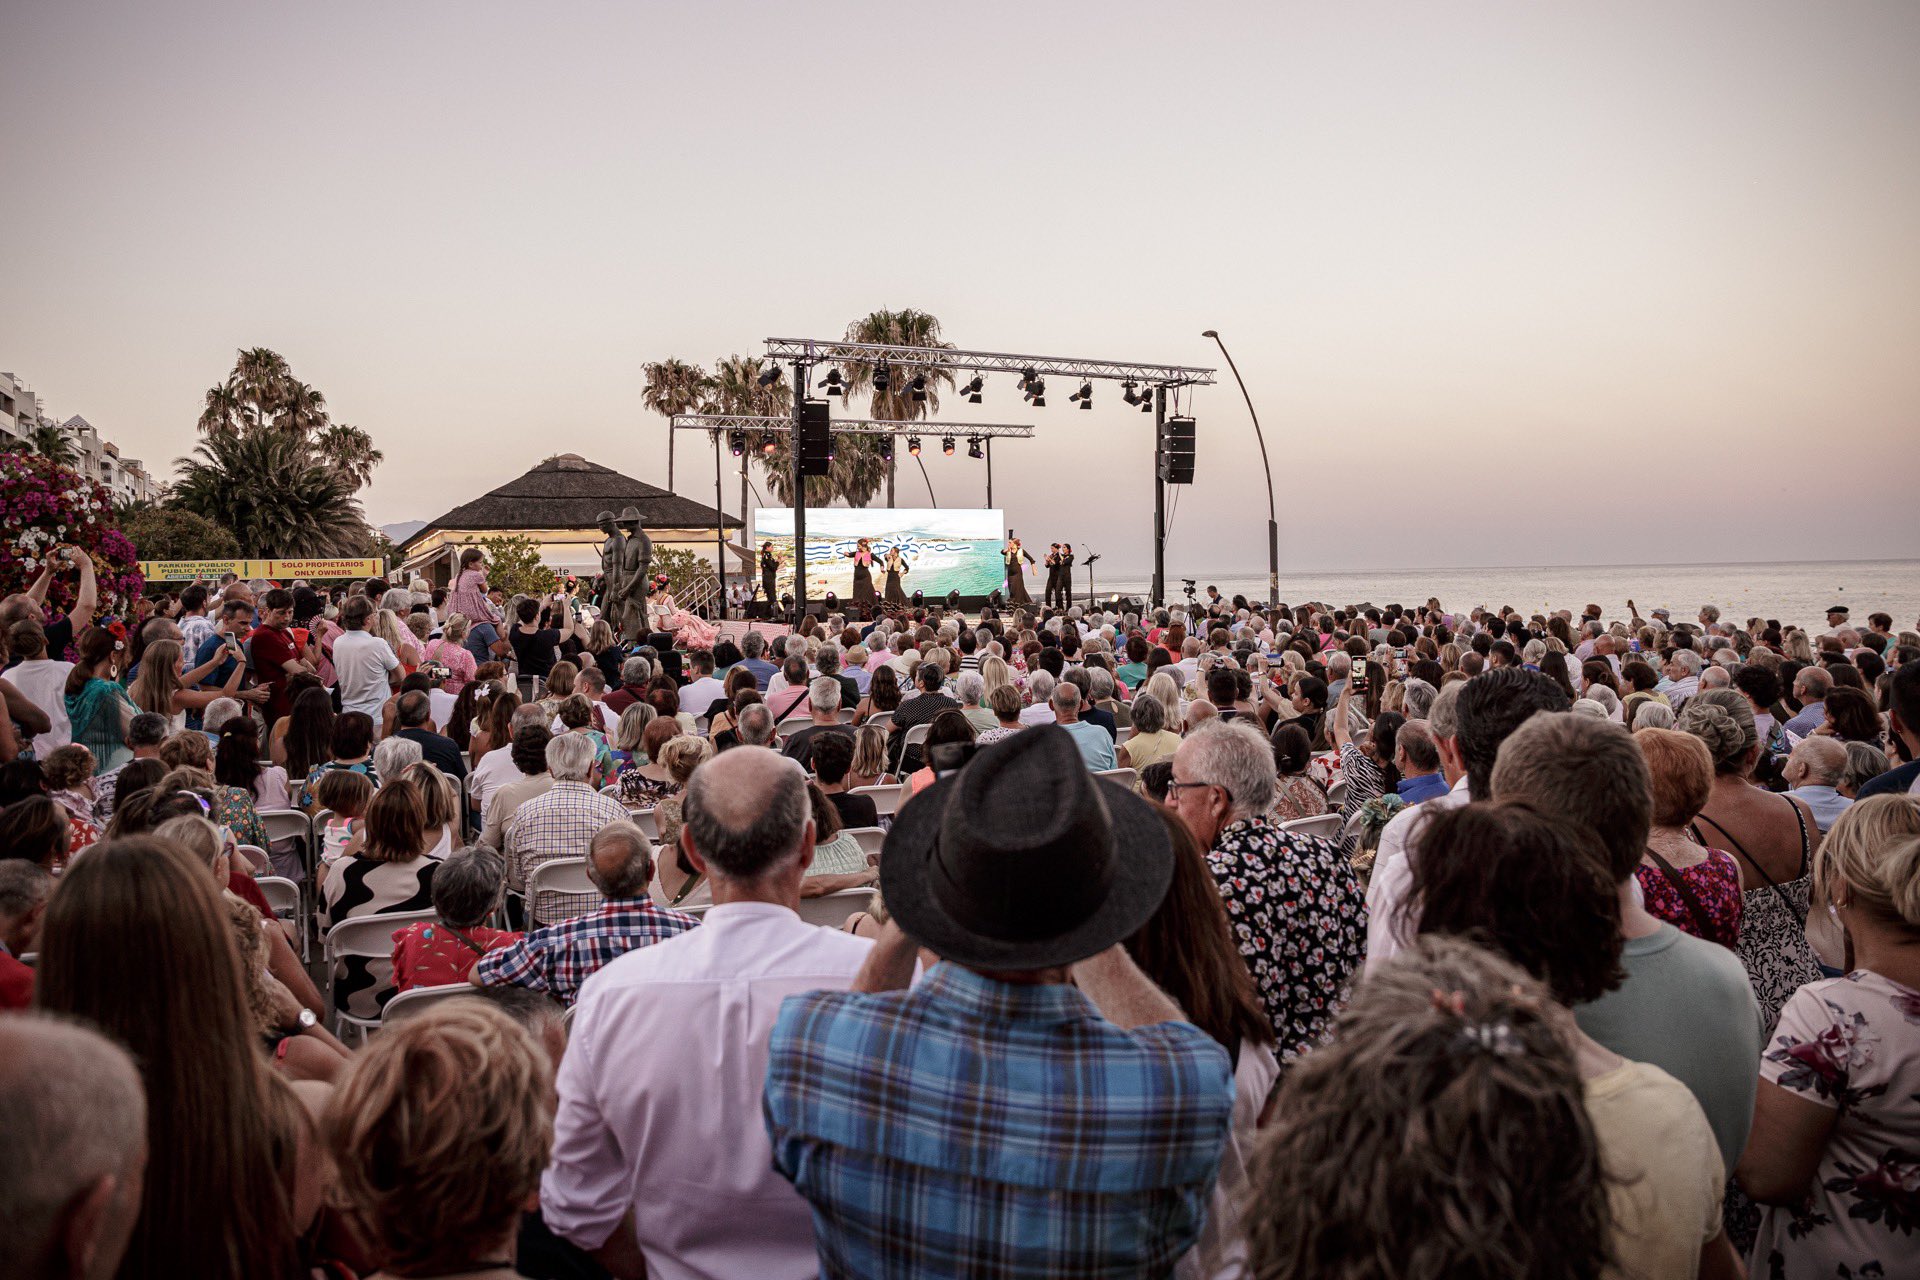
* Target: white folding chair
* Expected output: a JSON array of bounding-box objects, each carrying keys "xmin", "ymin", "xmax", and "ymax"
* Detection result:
[
  {"xmin": 527, "ymin": 857, "xmax": 603, "ymax": 927},
  {"xmin": 1094, "ymin": 767, "xmax": 1139, "ymax": 791},
  {"xmin": 1279, "ymin": 813, "xmax": 1345, "ymax": 842},
  {"xmin": 796, "ymin": 887, "xmax": 875, "ymax": 928},
  {"xmin": 901, "ymin": 723, "xmax": 931, "ymax": 751},
  {"xmin": 255, "ymin": 875, "xmax": 303, "ymax": 959},
  {"xmin": 322, "ymin": 909, "xmax": 439, "ymax": 1043},
  {"xmin": 836, "ymin": 708, "xmax": 858, "ymax": 723},
  {"xmin": 777, "ymin": 715, "xmax": 813, "ymax": 737},
  {"xmin": 1324, "ymin": 780, "xmax": 1350, "ymax": 809},
  {"xmin": 694, "ymin": 714, "xmax": 711, "ymax": 738},
  {"xmin": 629, "ymin": 808, "xmax": 661, "ymax": 841},
  {"xmin": 381, "ymin": 982, "xmax": 474, "ymax": 1026},
  {"xmin": 849, "ymin": 784, "xmax": 907, "ymax": 817},
  {"xmin": 865, "ymin": 711, "xmax": 894, "ymax": 731},
  {"xmin": 843, "ymin": 827, "xmax": 887, "ymax": 864},
  {"xmin": 235, "ymin": 844, "xmax": 272, "ymax": 874}
]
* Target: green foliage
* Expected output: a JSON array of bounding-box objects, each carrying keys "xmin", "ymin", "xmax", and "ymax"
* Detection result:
[
  {"xmin": 119, "ymin": 507, "xmax": 241, "ymax": 561},
  {"xmin": 170, "ymin": 431, "xmax": 370, "ymax": 557},
  {"xmin": 651, "ymin": 545, "xmax": 710, "ymax": 597},
  {"xmin": 195, "ymin": 347, "xmax": 383, "ymax": 489},
  {"xmin": 479, "ymin": 534, "xmax": 557, "ymax": 598}
]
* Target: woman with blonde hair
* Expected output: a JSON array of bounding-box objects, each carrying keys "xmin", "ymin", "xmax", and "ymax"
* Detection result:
[
  {"xmin": 610, "ymin": 701, "xmax": 657, "ymax": 774},
  {"xmin": 848, "ymin": 724, "xmax": 894, "ymax": 789},
  {"xmin": 650, "ymin": 735, "xmax": 717, "ymax": 907},
  {"xmin": 127, "ymin": 637, "xmax": 258, "ymax": 731},
  {"xmin": 324, "ymin": 1000, "xmax": 554, "ymax": 1279},
  {"xmin": 370, "ymin": 607, "xmax": 422, "ymax": 675},
  {"xmin": 421, "ymin": 614, "xmax": 478, "ymax": 695},
  {"xmin": 1739, "ymin": 794, "xmax": 1920, "ymax": 1276},
  {"xmin": 400, "ymin": 761, "xmax": 462, "ymax": 857},
  {"xmin": 1142, "ymin": 671, "xmax": 1184, "ymax": 720},
  {"xmin": 1246, "ymin": 935, "xmax": 1611, "ymax": 1280},
  {"xmin": 978, "ymin": 653, "xmax": 1015, "ymax": 698}
]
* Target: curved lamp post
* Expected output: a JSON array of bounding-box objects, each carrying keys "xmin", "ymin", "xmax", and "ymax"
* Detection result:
[{"xmin": 1201, "ymin": 329, "xmax": 1278, "ymax": 613}]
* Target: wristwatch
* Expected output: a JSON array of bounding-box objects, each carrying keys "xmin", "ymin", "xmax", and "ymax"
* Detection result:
[{"xmin": 293, "ymin": 1008, "xmax": 317, "ymax": 1032}]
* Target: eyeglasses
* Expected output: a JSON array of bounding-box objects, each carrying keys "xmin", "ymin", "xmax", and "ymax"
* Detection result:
[{"xmin": 1166, "ymin": 779, "xmax": 1231, "ymax": 802}]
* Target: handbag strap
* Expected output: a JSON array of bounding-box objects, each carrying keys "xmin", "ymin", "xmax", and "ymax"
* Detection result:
[
  {"xmin": 1641, "ymin": 847, "xmax": 1721, "ymax": 944},
  {"xmin": 1692, "ymin": 814, "xmax": 1805, "ymax": 926},
  {"xmin": 441, "ymin": 925, "xmax": 490, "ymax": 957}
]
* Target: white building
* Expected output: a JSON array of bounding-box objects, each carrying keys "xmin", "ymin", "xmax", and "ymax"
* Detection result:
[{"xmin": 1, "ymin": 372, "xmax": 157, "ymax": 504}]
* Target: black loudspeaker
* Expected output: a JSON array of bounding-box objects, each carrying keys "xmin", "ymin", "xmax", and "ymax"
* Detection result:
[
  {"xmin": 1158, "ymin": 416, "xmax": 1195, "ymax": 485},
  {"xmin": 799, "ymin": 401, "xmax": 832, "ymax": 477}
]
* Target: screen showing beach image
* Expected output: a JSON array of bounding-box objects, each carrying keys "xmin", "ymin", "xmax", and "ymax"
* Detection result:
[{"xmin": 752, "ymin": 508, "xmax": 1006, "ymax": 600}]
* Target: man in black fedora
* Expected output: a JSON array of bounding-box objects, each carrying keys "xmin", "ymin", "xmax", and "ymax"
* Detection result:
[{"xmin": 762, "ymin": 726, "xmax": 1235, "ymax": 1278}]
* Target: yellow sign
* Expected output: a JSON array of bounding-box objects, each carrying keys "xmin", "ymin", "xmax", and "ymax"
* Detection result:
[{"xmin": 137, "ymin": 558, "xmax": 383, "ymax": 582}]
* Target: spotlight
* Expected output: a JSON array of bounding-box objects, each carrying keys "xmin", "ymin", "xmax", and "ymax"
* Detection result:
[
  {"xmin": 823, "ymin": 369, "xmax": 845, "ymax": 397},
  {"xmin": 962, "ymin": 375, "xmax": 984, "ymax": 403},
  {"xmin": 1122, "ymin": 380, "xmax": 1140, "ymax": 406},
  {"xmin": 967, "ymin": 436, "xmax": 984, "ymax": 460},
  {"xmin": 941, "ymin": 435, "xmax": 956, "ymax": 456},
  {"xmin": 910, "ymin": 374, "xmax": 927, "ymax": 403},
  {"xmin": 1139, "ymin": 392, "xmax": 1154, "ymax": 414},
  {"xmin": 878, "ymin": 435, "xmax": 894, "ymax": 461},
  {"xmin": 873, "ymin": 362, "xmax": 891, "ymax": 393},
  {"xmin": 1024, "ymin": 378, "xmax": 1046, "ymax": 408},
  {"xmin": 762, "ymin": 437, "xmax": 778, "ymax": 454},
  {"xmin": 1069, "ymin": 380, "xmax": 1093, "ymax": 410},
  {"xmin": 758, "ymin": 365, "xmax": 781, "ymax": 387},
  {"xmin": 729, "ymin": 430, "xmax": 745, "ymax": 456},
  {"xmin": 1018, "ymin": 366, "xmax": 1038, "ymax": 389},
  {"xmin": 907, "ymin": 435, "xmax": 922, "ymax": 456}
]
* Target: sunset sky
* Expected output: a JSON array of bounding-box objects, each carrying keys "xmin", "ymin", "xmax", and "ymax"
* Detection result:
[{"xmin": 5, "ymin": 1, "xmax": 1917, "ymax": 578}]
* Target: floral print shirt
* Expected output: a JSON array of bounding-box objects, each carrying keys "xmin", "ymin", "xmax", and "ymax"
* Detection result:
[
  {"xmin": 1752, "ymin": 969, "xmax": 1920, "ymax": 1277},
  {"xmin": 1206, "ymin": 815, "xmax": 1368, "ymax": 1063}
]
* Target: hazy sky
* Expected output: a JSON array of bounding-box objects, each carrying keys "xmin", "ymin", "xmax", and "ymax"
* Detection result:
[{"xmin": 6, "ymin": 1, "xmax": 1917, "ymax": 578}]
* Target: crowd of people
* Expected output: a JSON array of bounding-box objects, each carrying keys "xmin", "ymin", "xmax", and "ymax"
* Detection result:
[{"xmin": 4, "ymin": 542, "xmax": 1919, "ymax": 1280}]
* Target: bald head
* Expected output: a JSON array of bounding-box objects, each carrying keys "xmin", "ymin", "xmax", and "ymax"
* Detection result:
[
  {"xmin": 682, "ymin": 746, "xmax": 810, "ymax": 881},
  {"xmin": 1787, "ymin": 735, "xmax": 1847, "ymax": 789},
  {"xmin": 1184, "ymin": 698, "xmax": 1218, "ymax": 732},
  {"xmin": 586, "ymin": 821, "xmax": 654, "ymax": 899},
  {"xmin": 0, "ymin": 1016, "xmax": 147, "ymax": 1280}
]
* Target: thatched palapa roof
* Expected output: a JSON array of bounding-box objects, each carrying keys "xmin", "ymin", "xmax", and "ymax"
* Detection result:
[{"xmin": 400, "ymin": 454, "xmax": 740, "ymax": 547}]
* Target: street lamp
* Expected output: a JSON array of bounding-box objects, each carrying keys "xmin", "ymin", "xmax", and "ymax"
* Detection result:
[{"xmin": 1202, "ymin": 330, "xmax": 1278, "ymax": 615}]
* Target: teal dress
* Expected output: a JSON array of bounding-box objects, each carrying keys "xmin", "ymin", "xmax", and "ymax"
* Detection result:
[{"xmin": 65, "ymin": 678, "xmax": 136, "ymax": 775}]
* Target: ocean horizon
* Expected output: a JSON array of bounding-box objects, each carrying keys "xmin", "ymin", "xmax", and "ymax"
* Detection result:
[{"xmin": 1069, "ymin": 557, "xmax": 1919, "ymax": 634}]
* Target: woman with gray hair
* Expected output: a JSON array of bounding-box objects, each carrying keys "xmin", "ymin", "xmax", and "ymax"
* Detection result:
[
  {"xmin": 1633, "ymin": 701, "xmax": 1676, "ymax": 731},
  {"xmin": 1117, "ymin": 692, "xmax": 1181, "ymax": 771},
  {"xmin": 1838, "ymin": 741, "xmax": 1889, "ymax": 798},
  {"xmin": 1679, "ymin": 688, "xmax": 1823, "ymax": 1029},
  {"xmin": 390, "ymin": 846, "xmax": 519, "ymax": 990},
  {"xmin": 1019, "ymin": 670, "xmax": 1057, "ymax": 726},
  {"xmin": 373, "ymin": 734, "xmax": 424, "ymax": 783},
  {"xmin": 954, "ymin": 670, "xmax": 994, "ymax": 734}
]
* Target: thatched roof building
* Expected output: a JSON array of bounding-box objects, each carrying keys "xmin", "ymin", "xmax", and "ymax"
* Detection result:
[{"xmin": 396, "ymin": 453, "xmax": 743, "ymax": 585}]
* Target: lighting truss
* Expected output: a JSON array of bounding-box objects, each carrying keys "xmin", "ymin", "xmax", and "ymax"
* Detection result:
[
  {"xmin": 671, "ymin": 414, "xmax": 1035, "ymax": 440},
  {"xmin": 762, "ymin": 338, "xmax": 1216, "ymax": 387}
]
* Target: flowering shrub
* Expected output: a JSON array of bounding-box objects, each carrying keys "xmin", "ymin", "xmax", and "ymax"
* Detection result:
[{"xmin": 0, "ymin": 454, "xmax": 145, "ymax": 629}]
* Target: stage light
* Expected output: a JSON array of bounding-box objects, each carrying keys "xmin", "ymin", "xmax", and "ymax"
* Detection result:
[
  {"xmin": 758, "ymin": 365, "xmax": 781, "ymax": 387},
  {"xmin": 963, "ymin": 375, "xmax": 984, "ymax": 397},
  {"xmin": 729, "ymin": 430, "xmax": 745, "ymax": 456},
  {"xmin": 907, "ymin": 435, "xmax": 922, "ymax": 456},
  {"xmin": 762, "ymin": 437, "xmax": 778, "ymax": 454},
  {"xmin": 967, "ymin": 436, "xmax": 984, "ymax": 459},
  {"xmin": 1018, "ymin": 366, "xmax": 1038, "ymax": 388},
  {"xmin": 1140, "ymin": 394, "xmax": 1153, "ymax": 414},
  {"xmin": 910, "ymin": 373, "xmax": 927, "ymax": 403},
  {"xmin": 941, "ymin": 435, "xmax": 956, "ymax": 456},
  {"xmin": 873, "ymin": 362, "xmax": 891, "ymax": 393},
  {"xmin": 823, "ymin": 369, "xmax": 845, "ymax": 397},
  {"xmin": 1024, "ymin": 378, "xmax": 1046, "ymax": 408},
  {"xmin": 1122, "ymin": 381, "xmax": 1140, "ymax": 406},
  {"xmin": 878, "ymin": 435, "xmax": 894, "ymax": 461},
  {"xmin": 1069, "ymin": 380, "xmax": 1093, "ymax": 410}
]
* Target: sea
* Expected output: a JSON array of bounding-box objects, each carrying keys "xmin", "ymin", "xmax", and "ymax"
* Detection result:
[{"xmin": 1091, "ymin": 559, "xmax": 1920, "ymax": 635}]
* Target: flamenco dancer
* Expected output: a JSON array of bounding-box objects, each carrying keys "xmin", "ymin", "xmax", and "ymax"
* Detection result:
[
  {"xmin": 1001, "ymin": 535, "xmax": 1035, "ymax": 605},
  {"xmin": 646, "ymin": 574, "xmax": 720, "ymax": 650},
  {"xmin": 845, "ymin": 538, "xmax": 878, "ymax": 612},
  {"xmin": 882, "ymin": 545, "xmax": 911, "ymax": 607}
]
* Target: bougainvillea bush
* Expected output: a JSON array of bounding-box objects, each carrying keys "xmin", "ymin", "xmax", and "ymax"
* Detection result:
[{"xmin": 0, "ymin": 453, "xmax": 145, "ymax": 628}]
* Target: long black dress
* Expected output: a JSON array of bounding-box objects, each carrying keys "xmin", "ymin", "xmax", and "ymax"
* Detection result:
[
  {"xmin": 849, "ymin": 551, "xmax": 877, "ymax": 609},
  {"xmin": 760, "ymin": 550, "xmax": 778, "ymax": 604},
  {"xmin": 1003, "ymin": 546, "xmax": 1033, "ymax": 605},
  {"xmin": 883, "ymin": 554, "xmax": 909, "ymax": 606}
]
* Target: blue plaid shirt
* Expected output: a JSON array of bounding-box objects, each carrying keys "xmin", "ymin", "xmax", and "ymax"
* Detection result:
[
  {"xmin": 474, "ymin": 898, "xmax": 699, "ymax": 1006},
  {"xmin": 763, "ymin": 963, "xmax": 1234, "ymax": 1278}
]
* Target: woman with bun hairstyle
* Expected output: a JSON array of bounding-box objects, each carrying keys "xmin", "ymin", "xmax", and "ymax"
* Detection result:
[
  {"xmin": 1737, "ymin": 794, "xmax": 1920, "ymax": 1277},
  {"xmin": 1678, "ymin": 688, "xmax": 1823, "ymax": 1030}
]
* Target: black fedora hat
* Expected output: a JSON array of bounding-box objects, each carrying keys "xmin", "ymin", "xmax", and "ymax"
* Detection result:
[{"xmin": 880, "ymin": 725, "xmax": 1174, "ymax": 970}]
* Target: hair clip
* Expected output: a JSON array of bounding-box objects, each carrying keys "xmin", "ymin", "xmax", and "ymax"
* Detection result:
[
  {"xmin": 1429, "ymin": 988, "xmax": 1467, "ymax": 1017},
  {"xmin": 1453, "ymin": 1021, "xmax": 1524, "ymax": 1058}
]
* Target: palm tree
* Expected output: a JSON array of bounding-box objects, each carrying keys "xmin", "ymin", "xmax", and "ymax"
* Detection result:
[
  {"xmin": 704, "ymin": 355, "xmax": 792, "ymax": 527},
  {"xmin": 276, "ymin": 380, "xmax": 329, "ymax": 439},
  {"xmin": 840, "ymin": 309, "xmax": 956, "ymax": 506},
  {"xmin": 26, "ymin": 423, "xmax": 78, "ymax": 467},
  {"xmin": 172, "ymin": 431, "xmax": 370, "ymax": 558},
  {"xmin": 642, "ymin": 358, "xmax": 713, "ymax": 495},
  {"xmin": 313, "ymin": 423, "xmax": 384, "ymax": 488}
]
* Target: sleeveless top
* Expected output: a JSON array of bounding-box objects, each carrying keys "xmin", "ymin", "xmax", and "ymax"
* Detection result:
[{"xmin": 1693, "ymin": 797, "xmax": 1823, "ymax": 1033}]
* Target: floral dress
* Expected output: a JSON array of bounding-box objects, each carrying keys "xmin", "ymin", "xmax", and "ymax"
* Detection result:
[
  {"xmin": 1205, "ymin": 815, "xmax": 1368, "ymax": 1062},
  {"xmin": 1633, "ymin": 849, "xmax": 1744, "ymax": 949},
  {"xmin": 1751, "ymin": 970, "xmax": 1920, "ymax": 1277},
  {"xmin": 1273, "ymin": 774, "xmax": 1328, "ymax": 824}
]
